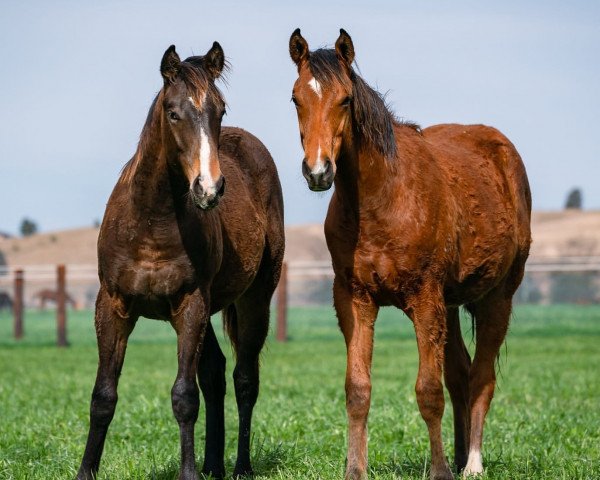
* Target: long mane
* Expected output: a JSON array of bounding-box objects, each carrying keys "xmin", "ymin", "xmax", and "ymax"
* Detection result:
[{"xmin": 307, "ymin": 49, "xmax": 419, "ymax": 159}]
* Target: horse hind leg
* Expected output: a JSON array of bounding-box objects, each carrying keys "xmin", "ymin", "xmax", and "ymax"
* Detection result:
[
  {"xmin": 197, "ymin": 320, "xmax": 226, "ymax": 479},
  {"xmin": 463, "ymin": 288, "xmax": 511, "ymax": 476},
  {"xmin": 76, "ymin": 287, "xmax": 136, "ymax": 480},
  {"xmin": 226, "ymin": 285, "xmax": 271, "ymax": 477},
  {"xmin": 443, "ymin": 307, "xmax": 471, "ymax": 473}
]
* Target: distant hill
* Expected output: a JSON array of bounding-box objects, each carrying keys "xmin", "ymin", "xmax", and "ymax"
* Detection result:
[{"xmin": 1, "ymin": 210, "xmax": 600, "ymax": 268}]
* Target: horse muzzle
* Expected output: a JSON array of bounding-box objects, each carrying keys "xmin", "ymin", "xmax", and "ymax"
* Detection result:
[
  {"xmin": 191, "ymin": 175, "xmax": 226, "ymax": 210},
  {"xmin": 302, "ymin": 158, "xmax": 334, "ymax": 192}
]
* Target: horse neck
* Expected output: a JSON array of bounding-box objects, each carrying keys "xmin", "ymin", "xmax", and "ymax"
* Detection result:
[
  {"xmin": 125, "ymin": 120, "xmax": 185, "ymax": 218},
  {"xmin": 333, "ymin": 136, "xmax": 398, "ymax": 219}
]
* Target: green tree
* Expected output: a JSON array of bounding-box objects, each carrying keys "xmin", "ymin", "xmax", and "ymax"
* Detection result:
[
  {"xmin": 565, "ymin": 188, "xmax": 583, "ymax": 209},
  {"xmin": 20, "ymin": 218, "xmax": 38, "ymax": 236}
]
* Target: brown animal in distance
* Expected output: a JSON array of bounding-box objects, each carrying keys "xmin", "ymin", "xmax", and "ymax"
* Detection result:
[
  {"xmin": 33, "ymin": 288, "xmax": 76, "ymax": 310},
  {"xmin": 76, "ymin": 43, "xmax": 284, "ymax": 480},
  {"xmin": 289, "ymin": 28, "xmax": 531, "ymax": 480}
]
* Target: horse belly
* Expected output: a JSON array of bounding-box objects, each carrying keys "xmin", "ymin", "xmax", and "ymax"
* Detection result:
[{"xmin": 445, "ymin": 238, "xmax": 518, "ymax": 305}]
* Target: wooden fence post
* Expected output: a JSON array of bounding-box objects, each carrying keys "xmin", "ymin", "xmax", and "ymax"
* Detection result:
[
  {"xmin": 56, "ymin": 264, "xmax": 68, "ymax": 347},
  {"xmin": 13, "ymin": 269, "xmax": 24, "ymax": 340},
  {"xmin": 276, "ymin": 262, "xmax": 288, "ymax": 342}
]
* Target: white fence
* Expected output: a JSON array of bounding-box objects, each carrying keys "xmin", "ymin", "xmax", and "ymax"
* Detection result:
[{"xmin": 1, "ymin": 256, "xmax": 599, "ymax": 308}]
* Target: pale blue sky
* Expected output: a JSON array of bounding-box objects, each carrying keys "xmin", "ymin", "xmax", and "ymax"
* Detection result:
[{"xmin": 0, "ymin": 0, "xmax": 598, "ymax": 234}]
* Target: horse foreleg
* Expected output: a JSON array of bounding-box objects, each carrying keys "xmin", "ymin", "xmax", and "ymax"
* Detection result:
[
  {"xmin": 334, "ymin": 278, "xmax": 378, "ymax": 480},
  {"xmin": 443, "ymin": 307, "xmax": 471, "ymax": 472},
  {"xmin": 411, "ymin": 290, "xmax": 453, "ymax": 480},
  {"xmin": 464, "ymin": 290, "xmax": 511, "ymax": 476},
  {"xmin": 171, "ymin": 290, "xmax": 209, "ymax": 480},
  {"xmin": 198, "ymin": 321, "xmax": 226, "ymax": 479},
  {"xmin": 76, "ymin": 288, "xmax": 135, "ymax": 480}
]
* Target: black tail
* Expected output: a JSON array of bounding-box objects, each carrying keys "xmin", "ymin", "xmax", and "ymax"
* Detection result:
[{"xmin": 222, "ymin": 303, "xmax": 238, "ymax": 351}]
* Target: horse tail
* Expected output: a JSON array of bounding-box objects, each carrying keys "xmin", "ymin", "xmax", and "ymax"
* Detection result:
[{"xmin": 222, "ymin": 303, "xmax": 239, "ymax": 351}]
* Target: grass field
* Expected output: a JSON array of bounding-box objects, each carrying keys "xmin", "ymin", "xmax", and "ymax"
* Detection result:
[{"xmin": 1, "ymin": 305, "xmax": 599, "ymax": 479}]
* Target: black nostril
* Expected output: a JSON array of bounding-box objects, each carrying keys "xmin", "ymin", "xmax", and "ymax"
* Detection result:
[
  {"xmin": 324, "ymin": 159, "xmax": 332, "ymax": 175},
  {"xmin": 192, "ymin": 177, "xmax": 203, "ymax": 196},
  {"xmin": 216, "ymin": 176, "xmax": 226, "ymax": 196},
  {"xmin": 302, "ymin": 158, "xmax": 311, "ymax": 179}
]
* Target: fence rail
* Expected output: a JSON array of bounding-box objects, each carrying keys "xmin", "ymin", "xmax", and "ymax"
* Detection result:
[{"xmin": 2, "ymin": 257, "xmax": 599, "ymax": 345}]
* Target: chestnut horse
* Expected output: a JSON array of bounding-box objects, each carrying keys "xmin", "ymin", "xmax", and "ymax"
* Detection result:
[
  {"xmin": 289, "ymin": 29, "xmax": 531, "ymax": 480},
  {"xmin": 76, "ymin": 43, "xmax": 284, "ymax": 480}
]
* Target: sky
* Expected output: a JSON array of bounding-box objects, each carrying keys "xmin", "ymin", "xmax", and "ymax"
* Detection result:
[{"xmin": 0, "ymin": 0, "xmax": 599, "ymax": 235}]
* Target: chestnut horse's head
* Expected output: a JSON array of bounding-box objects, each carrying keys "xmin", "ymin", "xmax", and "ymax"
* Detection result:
[
  {"xmin": 289, "ymin": 29, "xmax": 355, "ymax": 191},
  {"xmin": 289, "ymin": 29, "xmax": 398, "ymax": 191},
  {"xmin": 160, "ymin": 43, "xmax": 227, "ymax": 209}
]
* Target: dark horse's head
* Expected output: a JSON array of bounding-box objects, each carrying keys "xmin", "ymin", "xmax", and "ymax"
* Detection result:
[
  {"xmin": 160, "ymin": 43, "xmax": 227, "ymax": 209},
  {"xmin": 289, "ymin": 29, "xmax": 397, "ymax": 191}
]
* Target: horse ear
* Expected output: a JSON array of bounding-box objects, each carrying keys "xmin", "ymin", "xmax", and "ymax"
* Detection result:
[
  {"xmin": 160, "ymin": 45, "xmax": 181, "ymax": 84},
  {"xmin": 335, "ymin": 28, "xmax": 355, "ymax": 67},
  {"xmin": 289, "ymin": 28, "xmax": 309, "ymax": 68},
  {"xmin": 205, "ymin": 41, "xmax": 225, "ymax": 79}
]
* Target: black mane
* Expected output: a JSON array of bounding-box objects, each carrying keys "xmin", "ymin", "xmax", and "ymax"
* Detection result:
[{"xmin": 308, "ymin": 49, "xmax": 420, "ymax": 159}]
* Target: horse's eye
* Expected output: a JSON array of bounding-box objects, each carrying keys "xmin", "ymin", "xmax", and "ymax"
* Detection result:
[
  {"xmin": 291, "ymin": 95, "xmax": 299, "ymax": 106},
  {"xmin": 168, "ymin": 111, "xmax": 180, "ymax": 122},
  {"xmin": 341, "ymin": 96, "xmax": 352, "ymax": 107}
]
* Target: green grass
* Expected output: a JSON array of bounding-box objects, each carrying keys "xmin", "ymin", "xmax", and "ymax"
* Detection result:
[{"xmin": 0, "ymin": 305, "xmax": 599, "ymax": 479}]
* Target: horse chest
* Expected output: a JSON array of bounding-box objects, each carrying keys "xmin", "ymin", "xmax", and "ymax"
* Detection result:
[
  {"xmin": 102, "ymin": 234, "xmax": 198, "ymax": 299},
  {"xmin": 121, "ymin": 260, "xmax": 196, "ymax": 298}
]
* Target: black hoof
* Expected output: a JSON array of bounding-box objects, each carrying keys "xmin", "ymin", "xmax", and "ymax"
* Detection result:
[
  {"xmin": 233, "ymin": 465, "xmax": 254, "ymax": 478},
  {"xmin": 201, "ymin": 466, "xmax": 225, "ymax": 479}
]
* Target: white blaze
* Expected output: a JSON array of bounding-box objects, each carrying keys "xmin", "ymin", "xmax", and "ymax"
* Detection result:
[
  {"xmin": 308, "ymin": 77, "xmax": 322, "ymax": 98},
  {"xmin": 311, "ymin": 144, "xmax": 326, "ymax": 175},
  {"xmin": 199, "ymin": 127, "xmax": 215, "ymax": 193},
  {"xmin": 464, "ymin": 448, "xmax": 483, "ymax": 476}
]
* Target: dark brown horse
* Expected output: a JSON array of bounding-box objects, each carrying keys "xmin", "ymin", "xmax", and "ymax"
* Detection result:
[
  {"xmin": 76, "ymin": 43, "xmax": 284, "ymax": 480},
  {"xmin": 289, "ymin": 29, "xmax": 531, "ymax": 480}
]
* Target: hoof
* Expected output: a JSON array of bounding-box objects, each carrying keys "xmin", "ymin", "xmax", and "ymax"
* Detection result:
[
  {"xmin": 345, "ymin": 466, "xmax": 368, "ymax": 480},
  {"xmin": 178, "ymin": 470, "xmax": 200, "ymax": 480},
  {"xmin": 431, "ymin": 462, "xmax": 454, "ymax": 480},
  {"xmin": 201, "ymin": 465, "xmax": 225, "ymax": 479},
  {"xmin": 233, "ymin": 465, "xmax": 254, "ymax": 478},
  {"xmin": 462, "ymin": 468, "xmax": 484, "ymax": 478},
  {"xmin": 75, "ymin": 468, "xmax": 96, "ymax": 480}
]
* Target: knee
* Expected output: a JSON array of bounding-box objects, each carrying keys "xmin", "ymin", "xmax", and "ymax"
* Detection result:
[
  {"xmin": 415, "ymin": 378, "xmax": 444, "ymax": 421},
  {"xmin": 171, "ymin": 378, "xmax": 199, "ymax": 424},
  {"xmin": 91, "ymin": 385, "xmax": 118, "ymax": 426},
  {"xmin": 346, "ymin": 379, "xmax": 371, "ymax": 420}
]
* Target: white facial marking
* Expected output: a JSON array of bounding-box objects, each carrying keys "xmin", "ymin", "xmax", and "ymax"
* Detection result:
[
  {"xmin": 199, "ymin": 127, "xmax": 215, "ymax": 194},
  {"xmin": 187, "ymin": 91, "xmax": 207, "ymax": 110},
  {"xmin": 311, "ymin": 144, "xmax": 327, "ymax": 175},
  {"xmin": 464, "ymin": 448, "xmax": 483, "ymax": 476},
  {"xmin": 308, "ymin": 77, "xmax": 322, "ymax": 98}
]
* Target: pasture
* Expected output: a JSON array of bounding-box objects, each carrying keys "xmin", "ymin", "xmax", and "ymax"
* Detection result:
[{"xmin": 0, "ymin": 305, "xmax": 599, "ymax": 479}]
